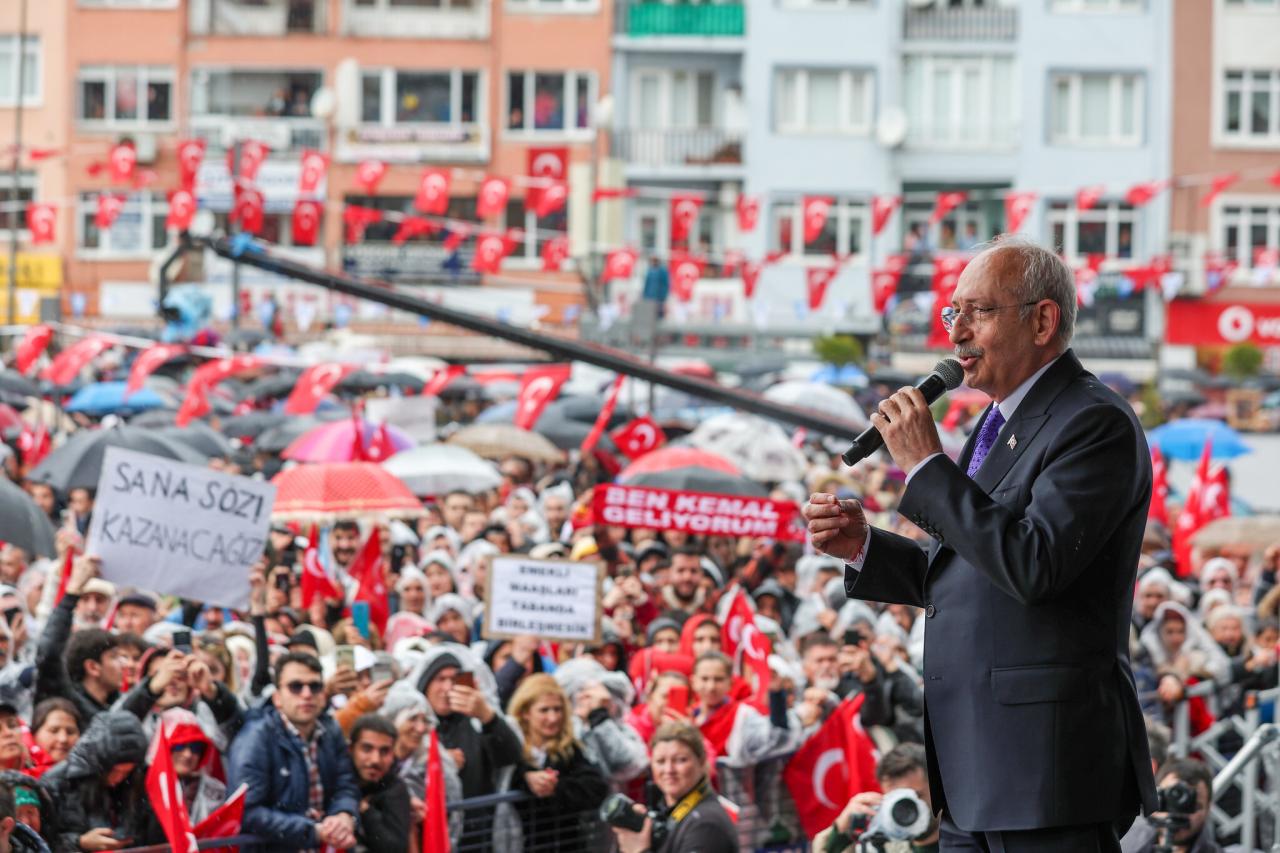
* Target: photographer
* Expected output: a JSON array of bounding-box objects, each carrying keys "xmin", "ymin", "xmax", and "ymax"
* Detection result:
[
  {"xmin": 610, "ymin": 722, "xmax": 737, "ymax": 853},
  {"xmin": 816, "ymin": 743, "xmax": 938, "ymax": 853},
  {"xmin": 1120, "ymin": 757, "xmax": 1218, "ymax": 853}
]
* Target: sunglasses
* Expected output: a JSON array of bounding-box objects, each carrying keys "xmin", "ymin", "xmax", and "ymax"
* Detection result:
[
  {"xmin": 171, "ymin": 741, "xmax": 207, "ymax": 756},
  {"xmin": 284, "ymin": 680, "xmax": 325, "ymax": 696}
]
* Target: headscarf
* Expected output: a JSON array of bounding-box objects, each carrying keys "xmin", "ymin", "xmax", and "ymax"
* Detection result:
[{"xmin": 1139, "ymin": 601, "xmax": 1231, "ymax": 685}]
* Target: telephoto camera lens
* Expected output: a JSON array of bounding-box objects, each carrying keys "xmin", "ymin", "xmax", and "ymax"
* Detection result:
[
  {"xmin": 1156, "ymin": 781, "xmax": 1198, "ymax": 815},
  {"xmin": 599, "ymin": 793, "xmax": 648, "ymax": 832},
  {"xmin": 866, "ymin": 789, "xmax": 933, "ymax": 841}
]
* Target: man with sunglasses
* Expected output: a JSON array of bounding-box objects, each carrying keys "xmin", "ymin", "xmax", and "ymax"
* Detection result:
[
  {"xmin": 229, "ymin": 652, "xmax": 360, "ymax": 852},
  {"xmin": 806, "ymin": 236, "xmax": 1156, "ymax": 852}
]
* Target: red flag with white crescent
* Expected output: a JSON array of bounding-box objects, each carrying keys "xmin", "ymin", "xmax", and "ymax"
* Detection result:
[
  {"xmin": 1200, "ymin": 172, "xmax": 1239, "ymax": 209},
  {"xmin": 15, "ymin": 325, "xmax": 53, "ymax": 375},
  {"xmin": 284, "ymin": 363, "xmax": 356, "ymax": 415},
  {"xmin": 927, "ymin": 256, "xmax": 969, "ymax": 349},
  {"xmin": 580, "ymin": 374, "xmax": 625, "ymax": 456},
  {"xmin": 541, "ymin": 235, "xmax": 570, "ymax": 272},
  {"xmin": 232, "ymin": 187, "xmax": 265, "ymax": 235},
  {"xmin": 783, "ymin": 695, "xmax": 880, "ymax": 839},
  {"xmin": 930, "ymin": 191, "xmax": 968, "ymax": 224},
  {"xmin": 871, "ymin": 254, "xmax": 908, "ymax": 315},
  {"xmin": 108, "ymin": 142, "xmax": 137, "ymax": 184},
  {"xmin": 526, "ymin": 147, "xmax": 568, "ymax": 213},
  {"xmin": 806, "ymin": 265, "xmax": 838, "ymax": 311},
  {"xmin": 669, "ymin": 252, "xmax": 706, "ymax": 302},
  {"xmin": 342, "ymin": 205, "xmax": 382, "ymax": 244},
  {"xmin": 26, "ymin": 203, "xmax": 56, "ymax": 244},
  {"xmin": 393, "ymin": 216, "xmax": 437, "ymax": 245},
  {"xmin": 610, "ymin": 416, "xmax": 666, "ymax": 460},
  {"xmin": 95, "ymin": 194, "xmax": 127, "ymax": 230},
  {"xmin": 1076, "ymin": 185, "xmax": 1105, "ymax": 212},
  {"xmin": 228, "ymin": 140, "xmax": 270, "ymax": 182},
  {"xmin": 292, "ymin": 200, "xmax": 323, "ymax": 246},
  {"xmin": 870, "ymin": 195, "xmax": 901, "ymax": 236},
  {"xmin": 736, "ymin": 195, "xmax": 759, "ymax": 232},
  {"xmin": 423, "ymin": 364, "xmax": 466, "ymax": 397},
  {"xmin": 41, "ymin": 336, "xmax": 113, "ymax": 385},
  {"xmin": 176, "ymin": 139, "xmax": 206, "ymax": 191},
  {"xmin": 476, "ymin": 176, "xmax": 510, "ymax": 218},
  {"xmin": 166, "ymin": 189, "xmax": 197, "ymax": 231},
  {"xmin": 350, "ymin": 529, "xmax": 390, "ymax": 634},
  {"xmin": 355, "ymin": 159, "xmax": 388, "ymax": 195},
  {"xmin": 602, "ymin": 249, "xmax": 638, "ymax": 283},
  {"xmin": 741, "ymin": 261, "xmax": 762, "ymax": 300},
  {"xmin": 297, "ymin": 149, "xmax": 329, "ymax": 194},
  {"xmin": 146, "ymin": 725, "xmax": 200, "ymax": 853},
  {"xmin": 126, "ymin": 343, "xmax": 187, "ymax": 396},
  {"xmin": 669, "ymin": 194, "xmax": 704, "ymax": 244},
  {"xmin": 1125, "ymin": 180, "xmax": 1167, "ymax": 207},
  {"xmin": 533, "ymin": 181, "xmax": 568, "ymax": 218},
  {"xmin": 471, "ymin": 231, "xmax": 513, "ymax": 274},
  {"xmin": 415, "ymin": 168, "xmax": 451, "ymax": 215},
  {"xmin": 1149, "ymin": 446, "xmax": 1169, "ymax": 527},
  {"xmin": 193, "ymin": 783, "xmax": 248, "ymax": 850},
  {"xmin": 802, "ymin": 196, "xmax": 834, "ymax": 244},
  {"xmin": 424, "ymin": 730, "xmax": 452, "ymax": 853},
  {"xmin": 514, "ymin": 364, "xmax": 571, "ymax": 430},
  {"xmin": 1004, "ymin": 191, "xmax": 1037, "ymax": 233}
]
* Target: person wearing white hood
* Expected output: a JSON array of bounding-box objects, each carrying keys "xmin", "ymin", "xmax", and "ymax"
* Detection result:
[
  {"xmin": 394, "ymin": 567, "xmax": 429, "ymax": 617},
  {"xmin": 1140, "ymin": 601, "xmax": 1232, "ymax": 713},
  {"xmin": 428, "ymin": 594, "xmax": 474, "ymax": 646},
  {"xmin": 552, "ymin": 657, "xmax": 648, "ymax": 789}
]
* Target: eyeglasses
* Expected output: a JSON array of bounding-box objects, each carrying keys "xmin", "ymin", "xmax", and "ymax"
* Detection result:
[
  {"xmin": 171, "ymin": 741, "xmax": 207, "ymax": 756},
  {"xmin": 284, "ymin": 680, "xmax": 325, "ymax": 696},
  {"xmin": 940, "ymin": 301, "xmax": 1040, "ymax": 332}
]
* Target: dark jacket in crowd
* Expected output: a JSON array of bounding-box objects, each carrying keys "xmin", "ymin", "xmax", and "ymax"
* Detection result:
[
  {"xmin": 117, "ymin": 672, "xmax": 244, "ymax": 741},
  {"xmin": 355, "ymin": 771, "xmax": 411, "ymax": 853},
  {"xmin": 647, "ymin": 778, "xmax": 738, "ymax": 853},
  {"xmin": 8, "ymin": 823, "xmax": 50, "ymax": 853},
  {"xmin": 227, "ymin": 704, "xmax": 360, "ymax": 851},
  {"xmin": 1120, "ymin": 818, "xmax": 1222, "ymax": 853},
  {"xmin": 33, "ymin": 593, "xmax": 116, "ymax": 725},
  {"xmin": 512, "ymin": 743, "xmax": 609, "ymax": 851},
  {"xmin": 435, "ymin": 710, "xmax": 522, "ymax": 847},
  {"xmin": 40, "ymin": 711, "xmax": 163, "ymax": 853},
  {"xmin": 0, "ymin": 770, "xmax": 54, "ymax": 850}
]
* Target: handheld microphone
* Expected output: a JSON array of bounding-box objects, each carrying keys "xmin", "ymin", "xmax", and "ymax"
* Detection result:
[{"xmin": 841, "ymin": 359, "xmax": 964, "ymax": 467}]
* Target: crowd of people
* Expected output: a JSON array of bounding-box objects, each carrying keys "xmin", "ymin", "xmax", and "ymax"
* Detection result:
[{"xmin": 0, "ymin": 377, "xmax": 1271, "ymax": 853}]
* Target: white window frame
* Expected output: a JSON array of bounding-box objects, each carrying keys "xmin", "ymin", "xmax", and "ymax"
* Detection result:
[
  {"xmin": 901, "ymin": 201, "xmax": 988, "ymax": 252},
  {"xmin": 0, "ymin": 171, "xmax": 36, "ymax": 240},
  {"xmin": 353, "ymin": 0, "xmax": 479, "ymax": 10},
  {"xmin": 773, "ymin": 68, "xmax": 873, "ymax": 136},
  {"xmin": 1216, "ymin": 196, "xmax": 1280, "ymax": 267},
  {"xmin": 360, "ymin": 68, "xmax": 483, "ymax": 128},
  {"xmin": 76, "ymin": 192, "xmax": 171, "ymax": 260},
  {"xmin": 1050, "ymin": 0, "xmax": 1141, "ymax": 12},
  {"xmin": 769, "ymin": 197, "xmax": 869, "ymax": 263},
  {"xmin": 0, "ymin": 35, "xmax": 41, "ymax": 107},
  {"xmin": 779, "ymin": 0, "xmax": 871, "ymax": 10},
  {"xmin": 77, "ymin": 0, "xmax": 179, "ymax": 7},
  {"xmin": 630, "ymin": 68, "xmax": 719, "ymax": 130},
  {"xmin": 76, "ymin": 65, "xmax": 176, "ymax": 130},
  {"xmin": 903, "ymin": 54, "xmax": 1018, "ymax": 150},
  {"xmin": 1220, "ymin": 68, "xmax": 1280, "ymax": 145},
  {"xmin": 505, "ymin": 0, "xmax": 599, "ymax": 15},
  {"xmin": 504, "ymin": 69, "xmax": 596, "ymax": 139},
  {"xmin": 1045, "ymin": 199, "xmax": 1140, "ymax": 262},
  {"xmin": 1048, "ymin": 71, "xmax": 1144, "ymax": 147}
]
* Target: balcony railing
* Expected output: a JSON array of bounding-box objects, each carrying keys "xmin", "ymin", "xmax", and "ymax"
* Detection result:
[
  {"xmin": 341, "ymin": 0, "xmax": 489, "ymax": 40},
  {"xmin": 190, "ymin": 116, "xmax": 326, "ymax": 152},
  {"xmin": 612, "ymin": 128, "xmax": 743, "ymax": 169},
  {"xmin": 615, "ymin": 0, "xmax": 744, "ymax": 37},
  {"xmin": 189, "ymin": 0, "xmax": 327, "ymax": 36},
  {"xmin": 903, "ymin": 4, "xmax": 1017, "ymax": 41}
]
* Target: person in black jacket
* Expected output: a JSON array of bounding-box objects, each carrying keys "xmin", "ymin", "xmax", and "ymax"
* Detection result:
[
  {"xmin": 349, "ymin": 714, "xmax": 410, "ymax": 853},
  {"xmin": 34, "ymin": 557, "xmax": 123, "ymax": 725},
  {"xmin": 0, "ymin": 779, "xmax": 51, "ymax": 853}
]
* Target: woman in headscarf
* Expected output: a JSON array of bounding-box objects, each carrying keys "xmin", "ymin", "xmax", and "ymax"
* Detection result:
[
  {"xmin": 148, "ymin": 708, "xmax": 227, "ymax": 824},
  {"xmin": 1140, "ymin": 601, "xmax": 1231, "ymax": 735},
  {"xmin": 394, "ymin": 567, "xmax": 430, "ymax": 617}
]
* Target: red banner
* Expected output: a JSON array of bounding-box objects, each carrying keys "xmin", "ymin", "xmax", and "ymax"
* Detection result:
[
  {"xmin": 1165, "ymin": 301, "xmax": 1280, "ymax": 346},
  {"xmin": 593, "ymin": 484, "xmax": 804, "ymax": 541}
]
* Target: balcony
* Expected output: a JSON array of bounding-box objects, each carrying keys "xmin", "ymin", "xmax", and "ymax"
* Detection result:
[
  {"xmin": 612, "ymin": 128, "xmax": 743, "ymax": 175},
  {"xmin": 190, "ymin": 116, "xmax": 326, "ymax": 153},
  {"xmin": 341, "ymin": 0, "xmax": 490, "ymax": 40},
  {"xmin": 615, "ymin": 0, "xmax": 744, "ymax": 38},
  {"xmin": 189, "ymin": 0, "xmax": 327, "ymax": 36},
  {"xmin": 903, "ymin": 4, "xmax": 1017, "ymax": 41},
  {"xmin": 336, "ymin": 122, "xmax": 489, "ymax": 164}
]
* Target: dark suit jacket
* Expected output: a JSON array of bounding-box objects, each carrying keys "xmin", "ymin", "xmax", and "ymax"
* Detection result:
[{"xmin": 846, "ymin": 350, "xmax": 1158, "ymax": 832}]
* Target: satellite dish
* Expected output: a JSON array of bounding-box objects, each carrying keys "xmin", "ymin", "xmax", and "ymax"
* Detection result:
[
  {"xmin": 310, "ymin": 87, "xmax": 337, "ymax": 120},
  {"xmin": 877, "ymin": 107, "xmax": 908, "ymax": 148},
  {"xmin": 189, "ymin": 209, "xmax": 217, "ymax": 240}
]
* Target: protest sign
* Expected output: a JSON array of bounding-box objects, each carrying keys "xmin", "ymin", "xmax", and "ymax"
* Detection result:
[
  {"xmin": 483, "ymin": 556, "xmax": 604, "ymax": 644},
  {"xmin": 85, "ymin": 447, "xmax": 276, "ymax": 609},
  {"xmin": 364, "ymin": 396, "xmax": 437, "ymax": 444},
  {"xmin": 592, "ymin": 484, "xmax": 805, "ymax": 541}
]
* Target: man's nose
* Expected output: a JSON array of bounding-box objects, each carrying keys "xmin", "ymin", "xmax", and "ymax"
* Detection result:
[{"xmin": 948, "ymin": 320, "xmax": 969, "ymax": 346}]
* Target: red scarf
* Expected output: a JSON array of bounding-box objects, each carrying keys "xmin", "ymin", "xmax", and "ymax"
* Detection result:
[{"xmin": 697, "ymin": 700, "xmax": 738, "ymax": 759}]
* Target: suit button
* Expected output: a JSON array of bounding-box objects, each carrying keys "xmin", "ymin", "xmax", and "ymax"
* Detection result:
[{"xmin": 925, "ymin": 604, "xmax": 936, "ymax": 618}]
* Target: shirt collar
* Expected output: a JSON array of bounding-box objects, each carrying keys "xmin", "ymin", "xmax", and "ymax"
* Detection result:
[
  {"xmin": 280, "ymin": 711, "xmax": 320, "ymax": 747},
  {"xmin": 996, "ymin": 353, "xmax": 1063, "ymax": 423}
]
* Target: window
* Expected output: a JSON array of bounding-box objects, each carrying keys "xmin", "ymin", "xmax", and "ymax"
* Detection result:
[
  {"xmin": 360, "ymin": 69, "xmax": 481, "ymax": 125},
  {"xmin": 0, "ymin": 172, "xmax": 35, "ymax": 233},
  {"xmin": 780, "ymin": 0, "xmax": 871, "ymax": 8},
  {"xmin": 1049, "ymin": 72, "xmax": 1143, "ymax": 146},
  {"xmin": 903, "ymin": 55, "xmax": 1016, "ymax": 148},
  {"xmin": 77, "ymin": 66, "xmax": 174, "ymax": 127},
  {"xmin": 506, "ymin": 71, "xmax": 594, "ymax": 134},
  {"xmin": 1050, "ymin": 0, "xmax": 1140, "ymax": 11},
  {"xmin": 78, "ymin": 192, "xmax": 171, "ymax": 257},
  {"xmin": 1046, "ymin": 200, "xmax": 1138, "ymax": 261},
  {"xmin": 902, "ymin": 199, "xmax": 990, "ymax": 253},
  {"xmin": 769, "ymin": 197, "xmax": 868, "ymax": 260},
  {"xmin": 0, "ymin": 35, "xmax": 40, "ymax": 106},
  {"xmin": 632, "ymin": 69, "xmax": 717, "ymax": 130},
  {"xmin": 190, "ymin": 69, "xmax": 322, "ymax": 118},
  {"xmin": 1220, "ymin": 203, "xmax": 1280, "ymax": 267},
  {"xmin": 1222, "ymin": 69, "xmax": 1280, "ymax": 142},
  {"xmin": 504, "ymin": 198, "xmax": 569, "ymax": 263},
  {"xmin": 507, "ymin": 0, "xmax": 598, "ymax": 13},
  {"xmin": 774, "ymin": 68, "xmax": 872, "ymax": 135}
]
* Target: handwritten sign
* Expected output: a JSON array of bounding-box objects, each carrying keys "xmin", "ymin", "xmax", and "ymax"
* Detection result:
[
  {"xmin": 592, "ymin": 484, "xmax": 805, "ymax": 541},
  {"xmin": 483, "ymin": 556, "xmax": 603, "ymax": 644},
  {"xmin": 85, "ymin": 447, "xmax": 276, "ymax": 609}
]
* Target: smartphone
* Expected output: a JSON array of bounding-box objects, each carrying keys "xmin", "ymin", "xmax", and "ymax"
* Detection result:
[
  {"xmin": 843, "ymin": 628, "xmax": 864, "ymax": 648},
  {"xmin": 454, "ymin": 671, "xmax": 476, "ymax": 690},
  {"xmin": 666, "ymin": 684, "xmax": 689, "ymax": 717},
  {"xmin": 352, "ymin": 601, "xmax": 370, "ymax": 640},
  {"xmin": 172, "ymin": 630, "xmax": 192, "ymax": 654},
  {"xmin": 336, "ymin": 645, "xmax": 355, "ymax": 671},
  {"xmin": 2, "ymin": 608, "xmax": 20, "ymax": 626},
  {"xmin": 275, "ymin": 572, "xmax": 292, "ymax": 592},
  {"xmin": 372, "ymin": 662, "xmax": 394, "ymax": 683}
]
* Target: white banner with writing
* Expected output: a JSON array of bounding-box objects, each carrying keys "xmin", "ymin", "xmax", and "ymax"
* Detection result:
[{"xmin": 483, "ymin": 556, "xmax": 603, "ymax": 644}]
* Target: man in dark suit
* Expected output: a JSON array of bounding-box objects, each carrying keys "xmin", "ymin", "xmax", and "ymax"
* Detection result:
[{"xmin": 805, "ymin": 236, "xmax": 1157, "ymax": 852}]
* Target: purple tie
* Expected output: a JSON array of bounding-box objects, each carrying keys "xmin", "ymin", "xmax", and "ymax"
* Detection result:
[{"xmin": 966, "ymin": 407, "xmax": 1006, "ymax": 478}]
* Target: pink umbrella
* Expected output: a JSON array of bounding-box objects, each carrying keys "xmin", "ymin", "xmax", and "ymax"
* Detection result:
[
  {"xmin": 282, "ymin": 419, "xmax": 416, "ymax": 463},
  {"xmin": 618, "ymin": 446, "xmax": 741, "ymax": 481}
]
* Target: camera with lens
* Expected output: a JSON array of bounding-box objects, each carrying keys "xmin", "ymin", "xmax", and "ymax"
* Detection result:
[
  {"xmin": 1155, "ymin": 780, "xmax": 1197, "ymax": 815},
  {"xmin": 600, "ymin": 793, "xmax": 671, "ymax": 849},
  {"xmin": 847, "ymin": 789, "xmax": 933, "ymax": 851}
]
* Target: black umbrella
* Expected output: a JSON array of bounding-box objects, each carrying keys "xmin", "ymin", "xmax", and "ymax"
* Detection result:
[
  {"xmin": 624, "ymin": 466, "xmax": 767, "ymax": 497},
  {"xmin": 158, "ymin": 422, "xmax": 234, "ymax": 459},
  {"xmin": 548, "ymin": 395, "xmax": 632, "ymax": 428},
  {"xmin": 375, "ymin": 372, "xmax": 426, "ymax": 394},
  {"xmin": 438, "ymin": 376, "xmax": 483, "ymax": 401},
  {"xmin": 28, "ymin": 424, "xmax": 207, "ymax": 493},
  {"xmin": 337, "ymin": 371, "xmax": 385, "ymax": 393},
  {"xmin": 221, "ymin": 412, "xmax": 293, "ymax": 441},
  {"xmin": 1162, "ymin": 390, "xmax": 1207, "ymax": 408},
  {"xmin": 0, "ymin": 371, "xmax": 41, "ymax": 398},
  {"xmin": 128, "ymin": 409, "xmax": 181, "ymax": 428},
  {"xmin": 1162, "ymin": 367, "xmax": 1213, "ymax": 385},
  {"xmin": 255, "ymin": 416, "xmax": 331, "ymax": 454},
  {"xmin": 531, "ymin": 414, "xmax": 617, "ymax": 452},
  {"xmin": 0, "ymin": 477, "xmax": 56, "ymax": 557},
  {"xmin": 241, "ymin": 372, "xmax": 301, "ymax": 401}
]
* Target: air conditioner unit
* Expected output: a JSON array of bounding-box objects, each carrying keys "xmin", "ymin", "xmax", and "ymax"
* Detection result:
[{"xmin": 130, "ymin": 133, "xmax": 159, "ymax": 164}]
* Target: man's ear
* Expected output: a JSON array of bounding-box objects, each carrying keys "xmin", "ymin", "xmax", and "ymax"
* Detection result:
[
  {"xmin": 82, "ymin": 659, "xmax": 101, "ymax": 681},
  {"xmin": 0, "ymin": 815, "xmax": 14, "ymax": 836}
]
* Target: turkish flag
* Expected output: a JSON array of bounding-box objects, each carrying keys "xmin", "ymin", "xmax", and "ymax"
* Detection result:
[
  {"xmin": 177, "ymin": 356, "xmax": 263, "ymax": 426},
  {"xmin": 350, "ymin": 529, "xmax": 389, "ymax": 634},
  {"xmin": 176, "ymin": 139, "xmax": 206, "ymax": 191},
  {"xmin": 291, "ymin": 200, "xmax": 322, "ymax": 246},
  {"xmin": 514, "ymin": 364, "xmax": 571, "ymax": 430},
  {"xmin": 472, "ymin": 231, "xmax": 513, "ymax": 274},
  {"xmin": 415, "ymin": 168, "xmax": 451, "ymax": 215},
  {"xmin": 232, "ymin": 187, "xmax": 264, "ymax": 235},
  {"xmin": 476, "ymin": 176, "xmax": 510, "ymax": 218},
  {"xmin": 285, "ymin": 363, "xmax": 355, "ymax": 415},
  {"xmin": 741, "ymin": 261, "xmax": 762, "ymax": 300},
  {"xmin": 17, "ymin": 421, "xmax": 50, "ymax": 470},
  {"xmin": 1200, "ymin": 172, "xmax": 1239, "ymax": 208},
  {"xmin": 343, "ymin": 205, "xmax": 382, "ymax": 244},
  {"xmin": 542, "ymin": 235, "xmax": 570, "ymax": 271},
  {"xmin": 126, "ymin": 343, "xmax": 186, "ymax": 396},
  {"xmin": 1149, "ymin": 446, "xmax": 1169, "ymax": 527},
  {"xmin": 930, "ymin": 191, "xmax": 968, "ymax": 224},
  {"xmin": 424, "ymin": 730, "xmax": 452, "ymax": 853},
  {"xmin": 298, "ymin": 149, "xmax": 329, "ymax": 194},
  {"xmin": 27, "ymin": 147, "xmax": 61, "ymax": 161},
  {"xmin": 783, "ymin": 695, "xmax": 881, "ymax": 839},
  {"xmin": 227, "ymin": 140, "xmax": 270, "ymax": 182},
  {"xmin": 363, "ymin": 422, "xmax": 397, "ymax": 463},
  {"xmin": 166, "ymin": 189, "xmax": 197, "ymax": 231},
  {"xmin": 1126, "ymin": 180, "xmax": 1166, "ymax": 207},
  {"xmin": 1076, "ymin": 185, "xmax": 1105, "ymax": 212},
  {"xmin": 928, "ymin": 256, "xmax": 968, "ymax": 349},
  {"xmin": 533, "ymin": 181, "xmax": 567, "ymax": 218},
  {"xmin": 392, "ymin": 216, "xmax": 437, "ymax": 245},
  {"xmin": 526, "ymin": 146, "xmax": 569, "ymax": 213},
  {"xmin": 1004, "ymin": 191, "xmax": 1037, "ymax": 233},
  {"xmin": 443, "ymin": 223, "xmax": 471, "ymax": 252},
  {"xmin": 670, "ymin": 194, "xmax": 704, "ymax": 244},
  {"xmin": 26, "ymin": 203, "xmax": 56, "ymax": 244},
  {"xmin": 355, "ymin": 159, "xmax": 388, "ymax": 195},
  {"xmin": 611, "ymin": 416, "xmax": 666, "ymax": 461},
  {"xmin": 1173, "ymin": 439, "xmax": 1214, "ymax": 577},
  {"xmin": 736, "ymin": 617, "xmax": 773, "ymax": 713},
  {"xmin": 108, "ymin": 142, "xmax": 137, "ymax": 184},
  {"xmin": 871, "ymin": 195, "xmax": 901, "ymax": 236},
  {"xmin": 15, "ymin": 325, "xmax": 53, "ymax": 375},
  {"xmin": 736, "ymin": 195, "xmax": 759, "ymax": 232},
  {"xmin": 802, "ymin": 196, "xmax": 834, "ymax": 244},
  {"xmin": 133, "ymin": 168, "xmax": 159, "ymax": 190},
  {"xmin": 719, "ymin": 587, "xmax": 755, "ymax": 660},
  {"xmin": 669, "ymin": 252, "xmax": 706, "ymax": 302},
  {"xmin": 872, "ymin": 254, "xmax": 908, "ymax": 315},
  {"xmin": 580, "ymin": 374, "xmax": 625, "ymax": 456},
  {"xmin": 41, "ymin": 336, "xmax": 112, "ymax": 385},
  {"xmin": 301, "ymin": 524, "xmax": 344, "ymax": 607},
  {"xmin": 95, "ymin": 194, "xmax": 126, "ymax": 230},
  {"xmin": 806, "ymin": 265, "xmax": 838, "ymax": 311},
  {"xmin": 593, "ymin": 187, "xmax": 638, "ymax": 202},
  {"xmin": 602, "ymin": 248, "xmax": 638, "ymax": 283},
  {"xmin": 721, "ymin": 249, "xmax": 744, "ymax": 277},
  {"xmin": 423, "ymin": 364, "xmax": 466, "ymax": 397},
  {"xmin": 193, "ymin": 783, "xmax": 247, "ymax": 853},
  {"xmin": 146, "ymin": 725, "xmax": 200, "ymax": 853}
]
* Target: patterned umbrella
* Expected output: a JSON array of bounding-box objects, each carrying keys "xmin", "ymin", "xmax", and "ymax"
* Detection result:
[
  {"xmin": 282, "ymin": 419, "xmax": 416, "ymax": 463},
  {"xmin": 684, "ymin": 414, "xmax": 808, "ymax": 483},
  {"xmin": 447, "ymin": 424, "xmax": 564, "ymax": 464},
  {"xmin": 270, "ymin": 462, "xmax": 425, "ymax": 523},
  {"xmin": 381, "ymin": 444, "xmax": 502, "ymax": 495}
]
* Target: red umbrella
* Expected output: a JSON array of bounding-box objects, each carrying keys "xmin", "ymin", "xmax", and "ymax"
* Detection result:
[
  {"xmin": 0, "ymin": 405, "xmax": 24, "ymax": 432},
  {"xmin": 618, "ymin": 446, "xmax": 741, "ymax": 481},
  {"xmin": 270, "ymin": 462, "xmax": 425, "ymax": 523}
]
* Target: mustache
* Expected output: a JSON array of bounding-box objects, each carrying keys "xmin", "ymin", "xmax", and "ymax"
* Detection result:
[{"xmin": 954, "ymin": 346, "xmax": 984, "ymax": 359}]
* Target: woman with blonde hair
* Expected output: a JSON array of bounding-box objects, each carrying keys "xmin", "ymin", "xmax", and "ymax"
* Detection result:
[{"xmin": 507, "ymin": 673, "xmax": 608, "ymax": 851}]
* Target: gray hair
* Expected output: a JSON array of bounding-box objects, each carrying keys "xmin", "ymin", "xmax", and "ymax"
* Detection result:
[{"xmin": 975, "ymin": 234, "xmax": 1076, "ymax": 350}]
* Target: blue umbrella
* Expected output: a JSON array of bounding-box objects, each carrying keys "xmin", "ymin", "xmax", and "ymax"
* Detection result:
[
  {"xmin": 1147, "ymin": 418, "xmax": 1252, "ymax": 461},
  {"xmin": 63, "ymin": 381, "xmax": 171, "ymax": 416},
  {"xmin": 810, "ymin": 364, "xmax": 869, "ymax": 388}
]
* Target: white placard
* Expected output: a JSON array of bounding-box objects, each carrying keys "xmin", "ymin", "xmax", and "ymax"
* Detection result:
[
  {"xmin": 483, "ymin": 556, "xmax": 603, "ymax": 644},
  {"xmin": 85, "ymin": 447, "xmax": 276, "ymax": 610}
]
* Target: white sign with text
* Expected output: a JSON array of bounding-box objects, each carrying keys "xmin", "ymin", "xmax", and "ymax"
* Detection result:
[{"xmin": 484, "ymin": 556, "xmax": 603, "ymax": 644}]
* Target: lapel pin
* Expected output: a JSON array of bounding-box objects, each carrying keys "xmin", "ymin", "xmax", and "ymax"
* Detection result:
[{"xmin": 1007, "ymin": 434, "xmax": 1017, "ymax": 450}]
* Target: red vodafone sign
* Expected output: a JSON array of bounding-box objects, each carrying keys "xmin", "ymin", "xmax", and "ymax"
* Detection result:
[{"xmin": 1166, "ymin": 301, "xmax": 1280, "ymax": 345}]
